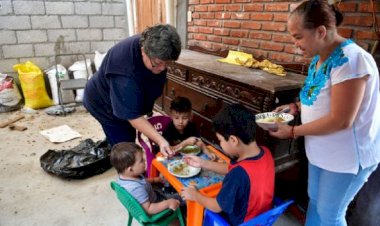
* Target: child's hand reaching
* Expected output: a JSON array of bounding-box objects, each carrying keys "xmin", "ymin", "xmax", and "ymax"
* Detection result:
[
  {"xmin": 204, "ymin": 149, "xmax": 217, "ymax": 161},
  {"xmin": 183, "ymin": 155, "xmax": 203, "ymax": 168},
  {"xmin": 166, "ymin": 198, "xmax": 180, "ymax": 210},
  {"xmin": 181, "ymin": 185, "xmax": 198, "ymax": 201}
]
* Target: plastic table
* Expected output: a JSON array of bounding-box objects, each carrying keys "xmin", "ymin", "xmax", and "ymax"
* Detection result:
[{"xmin": 150, "ymin": 145, "xmax": 230, "ymax": 226}]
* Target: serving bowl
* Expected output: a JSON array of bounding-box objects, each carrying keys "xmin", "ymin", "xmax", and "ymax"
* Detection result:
[
  {"xmin": 179, "ymin": 145, "xmax": 201, "ymax": 156},
  {"xmin": 255, "ymin": 112, "xmax": 294, "ymax": 131}
]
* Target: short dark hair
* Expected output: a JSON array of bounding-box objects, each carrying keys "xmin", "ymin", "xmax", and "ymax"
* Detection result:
[
  {"xmin": 140, "ymin": 24, "xmax": 181, "ymax": 61},
  {"xmin": 110, "ymin": 142, "xmax": 143, "ymax": 174},
  {"xmin": 291, "ymin": 0, "xmax": 344, "ymax": 29},
  {"xmin": 170, "ymin": 96, "xmax": 192, "ymax": 113},
  {"xmin": 212, "ymin": 104, "xmax": 257, "ymax": 145}
]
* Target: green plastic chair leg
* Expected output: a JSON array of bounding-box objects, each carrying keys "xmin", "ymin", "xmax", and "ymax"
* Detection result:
[{"xmin": 127, "ymin": 212, "xmax": 133, "ymax": 226}]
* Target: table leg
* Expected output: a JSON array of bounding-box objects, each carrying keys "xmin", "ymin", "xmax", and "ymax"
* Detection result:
[
  {"xmin": 187, "ymin": 200, "xmax": 205, "ymax": 226},
  {"xmin": 150, "ymin": 162, "xmax": 159, "ymax": 177}
]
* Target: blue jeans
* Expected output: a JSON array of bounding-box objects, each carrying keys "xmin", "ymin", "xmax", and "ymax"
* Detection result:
[{"xmin": 305, "ymin": 163, "xmax": 378, "ymax": 226}]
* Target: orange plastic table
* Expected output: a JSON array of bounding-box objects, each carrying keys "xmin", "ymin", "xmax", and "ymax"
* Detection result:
[{"xmin": 150, "ymin": 145, "xmax": 230, "ymax": 226}]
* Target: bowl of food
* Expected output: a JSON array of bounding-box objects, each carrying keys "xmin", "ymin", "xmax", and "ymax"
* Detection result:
[
  {"xmin": 179, "ymin": 145, "xmax": 201, "ymax": 156},
  {"xmin": 255, "ymin": 112, "xmax": 294, "ymax": 131},
  {"xmin": 168, "ymin": 160, "xmax": 201, "ymax": 178}
]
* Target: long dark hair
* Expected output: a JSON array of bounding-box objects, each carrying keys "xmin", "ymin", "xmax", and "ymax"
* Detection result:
[{"xmin": 291, "ymin": 0, "xmax": 344, "ymax": 29}]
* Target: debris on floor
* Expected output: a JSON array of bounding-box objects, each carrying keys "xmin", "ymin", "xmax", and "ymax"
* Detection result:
[{"xmin": 40, "ymin": 124, "xmax": 81, "ymax": 143}]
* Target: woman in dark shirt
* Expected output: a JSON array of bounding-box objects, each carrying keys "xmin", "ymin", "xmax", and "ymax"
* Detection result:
[{"xmin": 83, "ymin": 24, "xmax": 181, "ymax": 157}]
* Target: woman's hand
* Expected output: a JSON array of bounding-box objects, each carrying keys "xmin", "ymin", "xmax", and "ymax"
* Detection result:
[
  {"xmin": 274, "ymin": 103, "xmax": 299, "ymax": 116},
  {"xmin": 159, "ymin": 140, "xmax": 174, "ymax": 157},
  {"xmin": 268, "ymin": 123, "xmax": 293, "ymax": 139}
]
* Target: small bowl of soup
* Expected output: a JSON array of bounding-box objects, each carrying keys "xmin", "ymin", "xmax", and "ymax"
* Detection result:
[
  {"xmin": 179, "ymin": 145, "xmax": 201, "ymax": 156},
  {"xmin": 255, "ymin": 112, "xmax": 294, "ymax": 131}
]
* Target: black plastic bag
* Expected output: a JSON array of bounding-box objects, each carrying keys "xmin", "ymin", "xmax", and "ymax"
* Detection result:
[{"xmin": 40, "ymin": 138, "xmax": 112, "ymax": 179}]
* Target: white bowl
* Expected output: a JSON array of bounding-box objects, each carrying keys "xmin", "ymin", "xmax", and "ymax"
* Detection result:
[{"xmin": 255, "ymin": 112, "xmax": 294, "ymax": 131}]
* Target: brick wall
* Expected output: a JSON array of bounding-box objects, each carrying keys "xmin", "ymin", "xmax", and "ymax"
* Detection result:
[
  {"xmin": 187, "ymin": 0, "xmax": 380, "ymax": 65},
  {"xmin": 0, "ymin": 0, "xmax": 127, "ymax": 75}
]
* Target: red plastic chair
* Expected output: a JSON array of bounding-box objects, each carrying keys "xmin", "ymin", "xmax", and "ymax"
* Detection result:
[{"xmin": 137, "ymin": 115, "xmax": 172, "ymax": 177}]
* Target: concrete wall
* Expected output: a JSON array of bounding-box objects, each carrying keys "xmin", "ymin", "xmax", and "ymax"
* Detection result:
[{"xmin": 0, "ymin": 0, "xmax": 128, "ymax": 76}]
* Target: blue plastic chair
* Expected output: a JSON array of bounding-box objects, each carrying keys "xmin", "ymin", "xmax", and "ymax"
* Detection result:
[{"xmin": 203, "ymin": 198, "xmax": 294, "ymax": 226}]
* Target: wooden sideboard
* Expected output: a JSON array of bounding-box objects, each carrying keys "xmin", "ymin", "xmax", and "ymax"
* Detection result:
[{"xmin": 155, "ymin": 49, "xmax": 306, "ymax": 172}]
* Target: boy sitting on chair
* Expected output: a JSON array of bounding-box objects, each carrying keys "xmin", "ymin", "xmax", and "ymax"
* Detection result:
[
  {"xmin": 110, "ymin": 142, "xmax": 182, "ymax": 215},
  {"xmin": 163, "ymin": 96, "xmax": 216, "ymax": 160},
  {"xmin": 181, "ymin": 104, "xmax": 275, "ymax": 225}
]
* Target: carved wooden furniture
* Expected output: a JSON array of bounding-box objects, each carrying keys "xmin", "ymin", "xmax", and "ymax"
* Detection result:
[{"xmin": 155, "ymin": 49, "xmax": 306, "ymax": 172}]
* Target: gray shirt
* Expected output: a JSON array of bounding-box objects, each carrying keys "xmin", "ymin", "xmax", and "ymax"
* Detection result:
[{"xmin": 117, "ymin": 175, "xmax": 158, "ymax": 204}]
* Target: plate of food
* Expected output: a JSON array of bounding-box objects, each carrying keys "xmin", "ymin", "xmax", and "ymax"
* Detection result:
[
  {"xmin": 179, "ymin": 145, "xmax": 201, "ymax": 156},
  {"xmin": 255, "ymin": 112, "xmax": 294, "ymax": 131},
  {"xmin": 167, "ymin": 160, "xmax": 201, "ymax": 178}
]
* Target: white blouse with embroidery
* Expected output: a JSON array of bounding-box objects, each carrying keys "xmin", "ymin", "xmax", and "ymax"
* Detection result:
[{"xmin": 300, "ymin": 39, "xmax": 380, "ymax": 174}]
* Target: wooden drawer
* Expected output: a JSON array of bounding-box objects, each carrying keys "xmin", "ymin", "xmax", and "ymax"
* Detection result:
[
  {"xmin": 165, "ymin": 79, "xmax": 222, "ymax": 119},
  {"xmin": 167, "ymin": 64, "xmax": 186, "ymax": 81},
  {"xmin": 188, "ymin": 71, "xmax": 271, "ymax": 113}
]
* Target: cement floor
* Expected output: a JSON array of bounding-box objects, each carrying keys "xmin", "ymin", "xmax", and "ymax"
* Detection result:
[{"xmin": 0, "ymin": 107, "xmax": 301, "ymax": 226}]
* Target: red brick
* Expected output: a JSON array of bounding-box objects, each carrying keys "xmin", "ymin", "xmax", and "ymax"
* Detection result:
[
  {"xmin": 268, "ymin": 53, "xmax": 294, "ymax": 63},
  {"xmin": 272, "ymin": 34, "xmax": 293, "ymax": 43},
  {"xmin": 224, "ymin": 21, "xmax": 241, "ymax": 28},
  {"xmin": 251, "ymin": 13, "xmax": 273, "ymax": 21},
  {"xmin": 235, "ymin": 0, "xmax": 251, "ymax": 2},
  {"xmin": 207, "ymin": 20, "xmax": 222, "ymax": 27},
  {"xmin": 251, "ymin": 49, "xmax": 268, "ymax": 59},
  {"xmin": 199, "ymin": 27, "xmax": 214, "ymax": 34},
  {"xmin": 201, "ymin": 13, "xmax": 215, "ymax": 19},
  {"xmin": 214, "ymin": 28, "xmax": 230, "ymax": 36},
  {"xmin": 188, "ymin": 27, "xmax": 199, "ymax": 33},
  {"xmin": 208, "ymin": 36, "xmax": 222, "ymax": 43},
  {"xmin": 358, "ymin": 2, "xmax": 380, "ymax": 12},
  {"xmin": 194, "ymin": 34, "xmax": 207, "ymax": 41},
  {"xmin": 338, "ymin": 27, "xmax": 353, "ymax": 38},
  {"xmin": 284, "ymin": 45, "xmax": 299, "ymax": 54},
  {"xmin": 262, "ymin": 22, "xmax": 287, "ymax": 31},
  {"xmin": 357, "ymin": 41, "xmax": 370, "ymax": 51},
  {"xmin": 211, "ymin": 43, "xmax": 227, "ymax": 51},
  {"xmin": 194, "ymin": 20, "xmax": 207, "ymax": 26},
  {"xmin": 231, "ymin": 30, "xmax": 248, "ymax": 38},
  {"xmin": 356, "ymin": 30, "xmax": 378, "ymax": 40},
  {"xmin": 208, "ymin": 5, "xmax": 224, "ymax": 12},
  {"xmin": 294, "ymin": 56, "xmax": 310, "ymax": 64},
  {"xmin": 249, "ymin": 32, "xmax": 271, "ymax": 40},
  {"xmin": 244, "ymin": 4, "xmax": 264, "ymax": 12},
  {"xmin": 261, "ymin": 42, "xmax": 284, "ymax": 51},
  {"xmin": 200, "ymin": 42, "xmax": 212, "ymax": 49},
  {"xmin": 265, "ymin": 3, "xmax": 289, "ymax": 12},
  {"xmin": 189, "ymin": 0, "xmax": 200, "ymax": 4},
  {"xmin": 192, "ymin": 13, "xmax": 200, "ymax": 19},
  {"xmin": 194, "ymin": 5, "xmax": 208, "ymax": 12},
  {"xmin": 273, "ymin": 13, "xmax": 288, "ymax": 22},
  {"xmin": 188, "ymin": 39, "xmax": 197, "ymax": 47},
  {"xmin": 226, "ymin": 4, "xmax": 242, "ymax": 11},
  {"xmin": 200, "ymin": 0, "xmax": 214, "ymax": 3},
  {"xmin": 241, "ymin": 21, "xmax": 261, "ymax": 30},
  {"xmin": 232, "ymin": 13, "xmax": 250, "ymax": 20},
  {"xmin": 241, "ymin": 40, "xmax": 259, "ymax": 48},
  {"xmin": 215, "ymin": 12, "xmax": 231, "ymax": 19},
  {"xmin": 223, "ymin": 38, "xmax": 240, "ymax": 45},
  {"xmin": 215, "ymin": 0, "xmax": 231, "ymax": 3},
  {"xmin": 337, "ymin": 2, "xmax": 357, "ymax": 12},
  {"xmin": 343, "ymin": 16, "xmax": 373, "ymax": 27}
]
